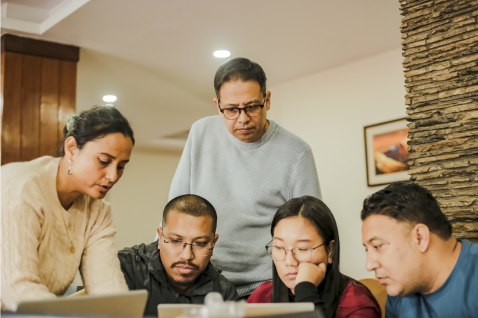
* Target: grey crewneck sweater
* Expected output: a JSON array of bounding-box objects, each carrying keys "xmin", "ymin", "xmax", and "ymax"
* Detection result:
[{"xmin": 165, "ymin": 116, "xmax": 321, "ymax": 296}]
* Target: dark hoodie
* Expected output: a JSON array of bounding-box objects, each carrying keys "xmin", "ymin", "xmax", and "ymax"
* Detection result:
[{"xmin": 118, "ymin": 242, "xmax": 239, "ymax": 317}]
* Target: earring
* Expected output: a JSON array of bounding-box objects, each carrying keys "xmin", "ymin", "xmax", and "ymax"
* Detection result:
[{"xmin": 68, "ymin": 160, "xmax": 73, "ymax": 175}]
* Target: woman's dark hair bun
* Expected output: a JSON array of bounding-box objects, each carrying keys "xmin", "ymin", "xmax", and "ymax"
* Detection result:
[{"xmin": 61, "ymin": 105, "xmax": 135, "ymax": 156}]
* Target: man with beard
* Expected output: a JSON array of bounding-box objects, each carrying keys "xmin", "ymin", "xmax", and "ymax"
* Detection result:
[{"xmin": 118, "ymin": 195, "xmax": 238, "ymax": 316}]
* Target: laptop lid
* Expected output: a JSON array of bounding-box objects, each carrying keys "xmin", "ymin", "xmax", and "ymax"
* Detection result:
[
  {"xmin": 158, "ymin": 302, "xmax": 314, "ymax": 318},
  {"xmin": 14, "ymin": 290, "xmax": 148, "ymax": 318}
]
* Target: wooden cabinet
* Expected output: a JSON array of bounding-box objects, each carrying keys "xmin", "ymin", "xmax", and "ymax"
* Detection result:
[{"xmin": 1, "ymin": 34, "xmax": 79, "ymax": 165}]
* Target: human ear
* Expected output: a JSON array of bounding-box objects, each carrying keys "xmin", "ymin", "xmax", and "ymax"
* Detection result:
[
  {"xmin": 265, "ymin": 91, "xmax": 271, "ymax": 111},
  {"xmin": 156, "ymin": 226, "xmax": 163, "ymax": 249},
  {"xmin": 413, "ymin": 224, "xmax": 430, "ymax": 253},
  {"xmin": 210, "ymin": 234, "xmax": 219, "ymax": 257},
  {"xmin": 327, "ymin": 240, "xmax": 335, "ymax": 264},
  {"xmin": 213, "ymin": 98, "xmax": 221, "ymax": 114},
  {"xmin": 64, "ymin": 136, "xmax": 78, "ymax": 160}
]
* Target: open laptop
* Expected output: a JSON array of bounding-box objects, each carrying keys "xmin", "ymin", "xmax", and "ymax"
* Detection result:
[
  {"xmin": 14, "ymin": 290, "xmax": 148, "ymax": 318},
  {"xmin": 158, "ymin": 302, "xmax": 315, "ymax": 318}
]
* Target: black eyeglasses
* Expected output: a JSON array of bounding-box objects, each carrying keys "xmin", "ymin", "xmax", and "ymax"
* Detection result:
[{"xmin": 219, "ymin": 97, "xmax": 267, "ymax": 120}]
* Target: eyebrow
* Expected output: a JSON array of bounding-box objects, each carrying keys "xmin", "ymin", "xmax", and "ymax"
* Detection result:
[
  {"xmin": 168, "ymin": 233, "xmax": 210, "ymax": 240},
  {"xmin": 244, "ymin": 99, "xmax": 263, "ymax": 105},
  {"xmin": 100, "ymin": 152, "xmax": 130, "ymax": 163},
  {"xmin": 367, "ymin": 236, "xmax": 381, "ymax": 244},
  {"xmin": 272, "ymin": 237, "xmax": 313, "ymax": 243},
  {"xmin": 223, "ymin": 99, "xmax": 263, "ymax": 107}
]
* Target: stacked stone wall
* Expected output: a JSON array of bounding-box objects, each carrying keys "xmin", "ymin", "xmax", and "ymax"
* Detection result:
[{"xmin": 401, "ymin": 0, "xmax": 478, "ymax": 241}]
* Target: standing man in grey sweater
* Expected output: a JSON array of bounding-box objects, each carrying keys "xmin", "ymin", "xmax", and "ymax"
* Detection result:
[{"xmin": 160, "ymin": 57, "xmax": 322, "ymax": 298}]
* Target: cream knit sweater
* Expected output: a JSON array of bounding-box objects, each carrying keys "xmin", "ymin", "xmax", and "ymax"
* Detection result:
[{"xmin": 1, "ymin": 156, "xmax": 128, "ymax": 310}]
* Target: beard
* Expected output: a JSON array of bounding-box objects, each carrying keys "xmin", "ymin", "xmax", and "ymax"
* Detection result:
[
  {"xmin": 173, "ymin": 278, "xmax": 195, "ymax": 287},
  {"xmin": 170, "ymin": 261, "xmax": 200, "ymax": 285}
]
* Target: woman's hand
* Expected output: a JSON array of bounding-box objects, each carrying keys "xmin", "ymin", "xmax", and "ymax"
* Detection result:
[{"xmin": 295, "ymin": 262, "xmax": 327, "ymax": 287}]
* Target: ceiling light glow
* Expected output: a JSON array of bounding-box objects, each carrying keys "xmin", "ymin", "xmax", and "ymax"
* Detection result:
[
  {"xmin": 103, "ymin": 95, "xmax": 117, "ymax": 103},
  {"xmin": 213, "ymin": 50, "xmax": 230, "ymax": 58}
]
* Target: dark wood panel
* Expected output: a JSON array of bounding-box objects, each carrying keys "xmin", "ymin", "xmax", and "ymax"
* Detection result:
[
  {"xmin": 1, "ymin": 34, "xmax": 79, "ymax": 62},
  {"xmin": 40, "ymin": 58, "xmax": 60, "ymax": 157},
  {"xmin": 20, "ymin": 55, "xmax": 42, "ymax": 162},
  {"xmin": 58, "ymin": 60, "xmax": 77, "ymax": 148},
  {"xmin": 1, "ymin": 52, "xmax": 23, "ymax": 165},
  {"xmin": 0, "ymin": 53, "xmax": 5, "ymax": 165}
]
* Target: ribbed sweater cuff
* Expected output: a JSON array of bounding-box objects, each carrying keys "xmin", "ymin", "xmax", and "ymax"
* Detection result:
[{"xmin": 294, "ymin": 281, "xmax": 321, "ymax": 303}]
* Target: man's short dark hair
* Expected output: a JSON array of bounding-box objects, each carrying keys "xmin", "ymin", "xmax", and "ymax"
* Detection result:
[
  {"xmin": 361, "ymin": 182, "xmax": 452, "ymax": 240},
  {"xmin": 162, "ymin": 195, "xmax": 217, "ymax": 233},
  {"xmin": 214, "ymin": 57, "xmax": 267, "ymax": 100}
]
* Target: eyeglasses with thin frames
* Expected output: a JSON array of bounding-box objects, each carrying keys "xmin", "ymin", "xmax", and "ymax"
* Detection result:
[
  {"xmin": 265, "ymin": 240, "xmax": 326, "ymax": 262},
  {"xmin": 162, "ymin": 234, "xmax": 214, "ymax": 257}
]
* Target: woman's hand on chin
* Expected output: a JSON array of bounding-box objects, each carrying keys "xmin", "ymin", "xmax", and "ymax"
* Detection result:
[{"xmin": 295, "ymin": 262, "xmax": 327, "ymax": 287}]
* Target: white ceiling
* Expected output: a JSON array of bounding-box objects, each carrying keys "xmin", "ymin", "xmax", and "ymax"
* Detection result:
[
  {"xmin": 1, "ymin": 0, "xmax": 403, "ymax": 148},
  {"xmin": 6, "ymin": 0, "xmax": 65, "ymax": 11},
  {"xmin": 1, "ymin": 0, "xmax": 90, "ymax": 34},
  {"xmin": 2, "ymin": 0, "xmax": 402, "ymax": 101}
]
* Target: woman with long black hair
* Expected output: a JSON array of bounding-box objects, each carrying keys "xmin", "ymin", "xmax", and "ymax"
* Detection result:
[{"xmin": 247, "ymin": 196, "xmax": 380, "ymax": 318}]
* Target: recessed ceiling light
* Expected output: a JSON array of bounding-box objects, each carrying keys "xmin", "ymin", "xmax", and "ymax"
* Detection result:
[
  {"xmin": 103, "ymin": 95, "xmax": 117, "ymax": 103},
  {"xmin": 213, "ymin": 50, "xmax": 230, "ymax": 58}
]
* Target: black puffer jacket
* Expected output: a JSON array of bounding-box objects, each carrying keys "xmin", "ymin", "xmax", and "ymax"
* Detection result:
[{"xmin": 118, "ymin": 242, "xmax": 239, "ymax": 317}]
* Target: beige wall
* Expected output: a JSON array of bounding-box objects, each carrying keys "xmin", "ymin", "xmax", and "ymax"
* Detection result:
[
  {"xmin": 76, "ymin": 48, "xmax": 215, "ymax": 144},
  {"xmin": 108, "ymin": 148, "xmax": 181, "ymax": 250},
  {"xmin": 268, "ymin": 48, "xmax": 405, "ymax": 280}
]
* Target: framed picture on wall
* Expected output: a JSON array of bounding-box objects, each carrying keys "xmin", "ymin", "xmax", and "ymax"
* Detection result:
[{"xmin": 364, "ymin": 118, "xmax": 410, "ymax": 187}]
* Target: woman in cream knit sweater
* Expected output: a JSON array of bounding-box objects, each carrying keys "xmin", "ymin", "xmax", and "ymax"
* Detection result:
[{"xmin": 1, "ymin": 106, "xmax": 134, "ymax": 310}]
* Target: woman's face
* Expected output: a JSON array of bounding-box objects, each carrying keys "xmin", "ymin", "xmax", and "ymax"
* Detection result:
[
  {"xmin": 272, "ymin": 216, "xmax": 333, "ymax": 290},
  {"xmin": 67, "ymin": 133, "xmax": 133, "ymax": 199}
]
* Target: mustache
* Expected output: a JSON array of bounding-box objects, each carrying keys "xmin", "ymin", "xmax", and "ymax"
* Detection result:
[{"xmin": 170, "ymin": 261, "xmax": 199, "ymax": 271}]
